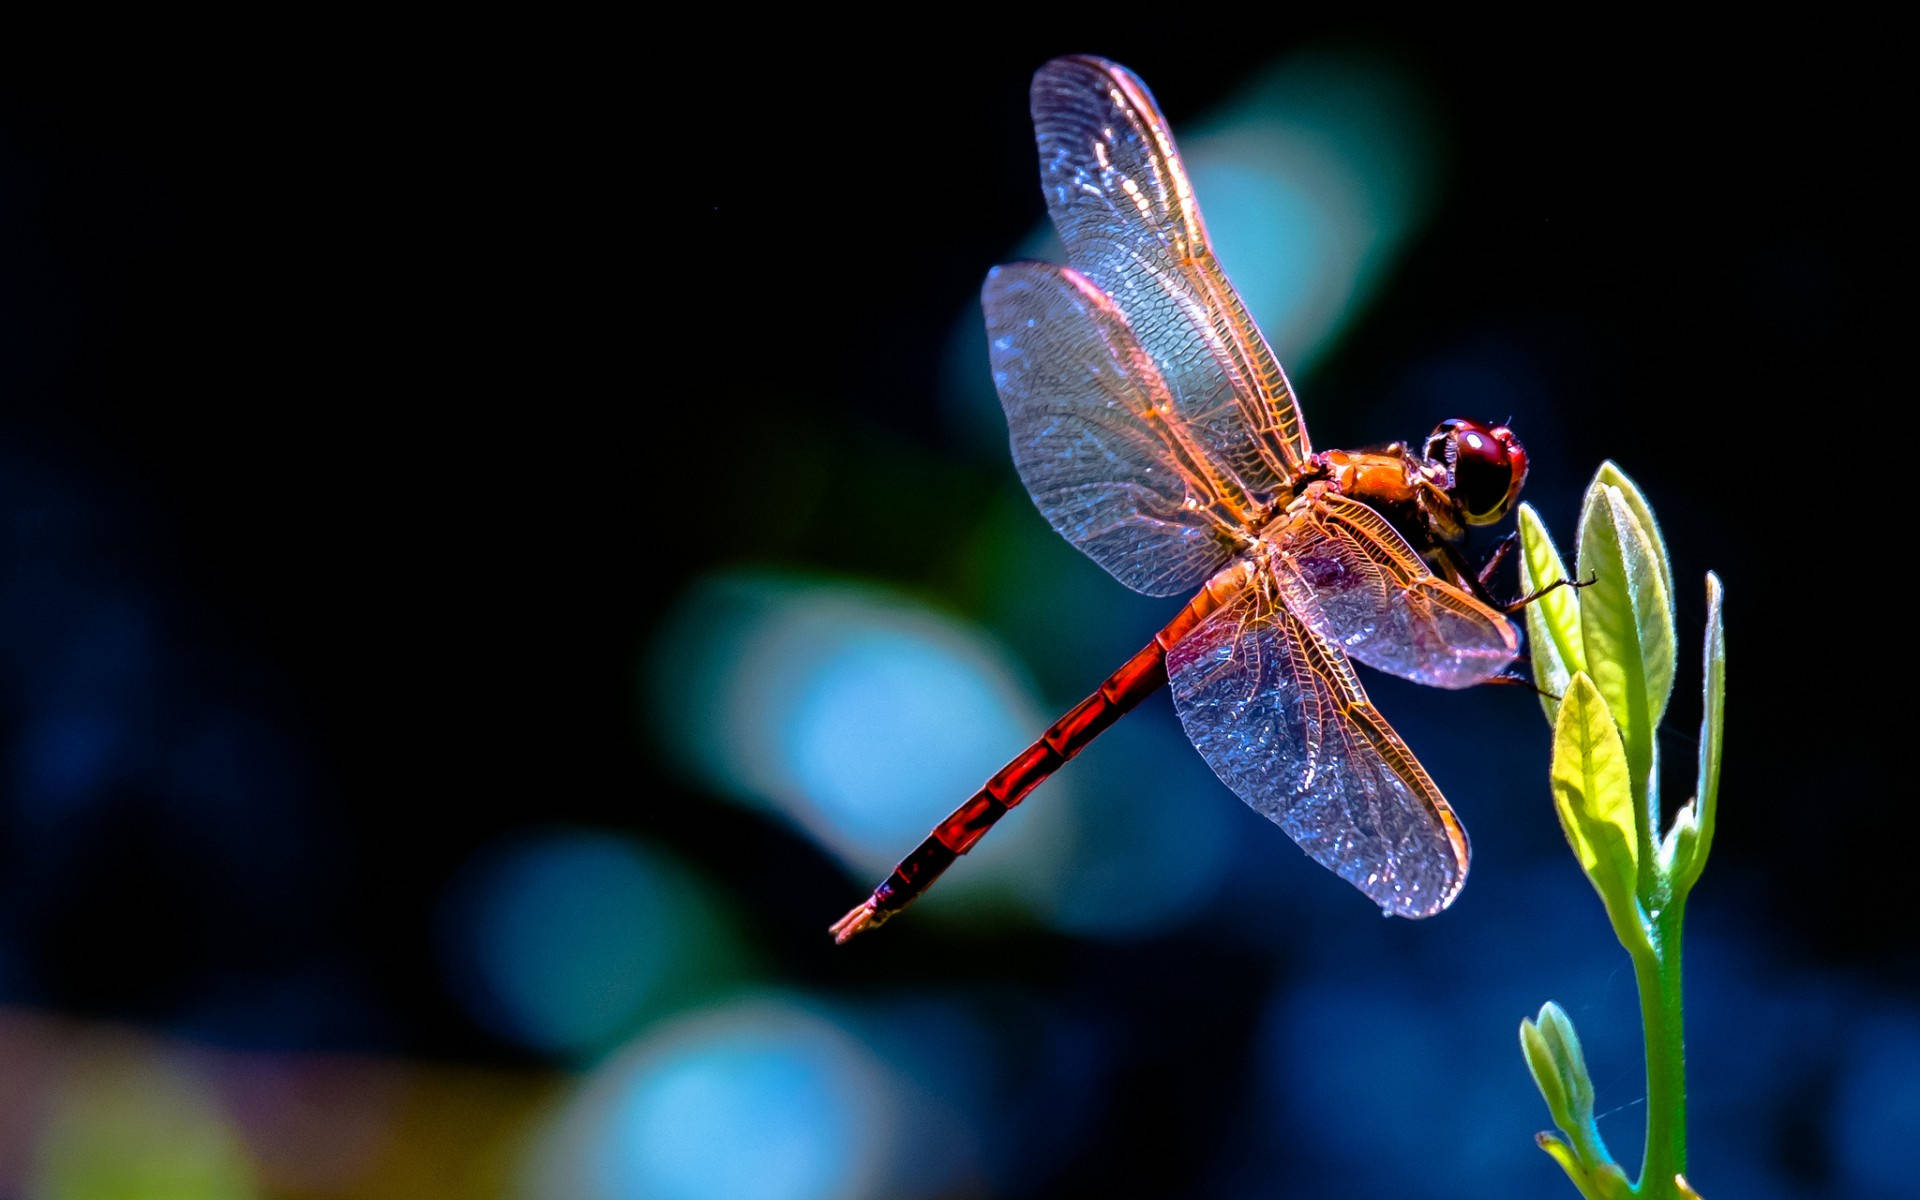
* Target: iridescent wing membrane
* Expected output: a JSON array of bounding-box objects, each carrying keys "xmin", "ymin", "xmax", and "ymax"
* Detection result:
[
  {"xmin": 1276, "ymin": 492, "xmax": 1519, "ymax": 691},
  {"xmin": 1167, "ymin": 585, "xmax": 1470, "ymax": 916},
  {"xmin": 1033, "ymin": 56, "xmax": 1311, "ymax": 485},
  {"xmin": 984, "ymin": 262, "xmax": 1247, "ymax": 597},
  {"xmin": 986, "ymin": 54, "xmax": 1314, "ymax": 598}
]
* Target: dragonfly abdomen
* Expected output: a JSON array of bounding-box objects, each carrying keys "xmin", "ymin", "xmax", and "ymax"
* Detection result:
[{"xmin": 831, "ymin": 560, "xmax": 1252, "ymax": 942}]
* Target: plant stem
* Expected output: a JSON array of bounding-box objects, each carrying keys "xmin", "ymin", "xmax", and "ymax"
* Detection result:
[{"xmin": 1629, "ymin": 895, "xmax": 1688, "ymax": 1195}]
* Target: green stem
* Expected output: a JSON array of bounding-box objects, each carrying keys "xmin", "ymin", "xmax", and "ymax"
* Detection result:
[{"xmin": 1629, "ymin": 894, "xmax": 1687, "ymax": 1195}]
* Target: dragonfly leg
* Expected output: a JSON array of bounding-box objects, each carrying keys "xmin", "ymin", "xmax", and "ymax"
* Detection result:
[
  {"xmin": 1423, "ymin": 537, "xmax": 1510, "ymax": 610},
  {"xmin": 1500, "ymin": 572, "xmax": 1597, "ymax": 615},
  {"xmin": 1481, "ymin": 667, "xmax": 1561, "ymax": 701},
  {"xmin": 1475, "ymin": 530, "xmax": 1519, "ymax": 587}
]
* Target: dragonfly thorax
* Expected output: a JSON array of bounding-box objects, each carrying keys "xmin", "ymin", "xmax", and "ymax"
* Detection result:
[{"xmin": 1306, "ymin": 421, "xmax": 1527, "ymax": 557}]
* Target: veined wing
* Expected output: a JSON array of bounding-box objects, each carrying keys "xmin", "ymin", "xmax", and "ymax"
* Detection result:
[
  {"xmin": 1167, "ymin": 584, "xmax": 1470, "ymax": 916},
  {"xmin": 1031, "ymin": 55, "xmax": 1312, "ymax": 485},
  {"xmin": 1272, "ymin": 491, "xmax": 1519, "ymax": 690},
  {"xmin": 984, "ymin": 261, "xmax": 1255, "ymax": 597}
]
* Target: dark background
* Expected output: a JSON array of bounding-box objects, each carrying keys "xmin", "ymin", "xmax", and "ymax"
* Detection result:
[{"xmin": 1, "ymin": 20, "xmax": 1906, "ymax": 1199}]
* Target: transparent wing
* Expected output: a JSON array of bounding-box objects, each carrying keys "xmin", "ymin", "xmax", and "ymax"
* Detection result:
[
  {"xmin": 1167, "ymin": 584, "xmax": 1470, "ymax": 916},
  {"xmin": 983, "ymin": 261, "xmax": 1251, "ymax": 597},
  {"xmin": 1273, "ymin": 491, "xmax": 1519, "ymax": 690},
  {"xmin": 1031, "ymin": 55, "xmax": 1312, "ymax": 483}
]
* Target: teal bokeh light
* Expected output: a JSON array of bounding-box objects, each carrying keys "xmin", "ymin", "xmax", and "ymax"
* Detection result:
[
  {"xmin": 527, "ymin": 998, "xmax": 893, "ymax": 1200},
  {"xmin": 619, "ymin": 1039, "xmax": 850, "ymax": 1200},
  {"xmin": 441, "ymin": 831, "xmax": 735, "ymax": 1056},
  {"xmin": 780, "ymin": 623, "xmax": 1027, "ymax": 854},
  {"xmin": 646, "ymin": 571, "xmax": 1072, "ymax": 907}
]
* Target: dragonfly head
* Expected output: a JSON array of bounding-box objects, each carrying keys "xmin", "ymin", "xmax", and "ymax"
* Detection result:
[{"xmin": 1424, "ymin": 418, "xmax": 1528, "ymax": 526}]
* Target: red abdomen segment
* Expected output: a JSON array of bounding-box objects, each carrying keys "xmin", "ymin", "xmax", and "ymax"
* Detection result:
[{"xmin": 830, "ymin": 561, "xmax": 1253, "ymax": 942}]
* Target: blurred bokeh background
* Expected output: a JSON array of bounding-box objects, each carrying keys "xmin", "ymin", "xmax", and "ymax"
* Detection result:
[{"xmin": 2, "ymin": 19, "xmax": 1906, "ymax": 1200}]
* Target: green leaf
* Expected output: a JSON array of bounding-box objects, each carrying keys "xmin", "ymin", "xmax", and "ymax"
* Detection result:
[
  {"xmin": 1552, "ymin": 673, "xmax": 1641, "ymax": 936},
  {"xmin": 1518, "ymin": 503, "xmax": 1584, "ymax": 726},
  {"xmin": 1670, "ymin": 572, "xmax": 1725, "ymax": 895},
  {"xmin": 1522, "ymin": 1015, "xmax": 1571, "ymax": 1123},
  {"xmin": 1522, "ymin": 1002, "xmax": 1632, "ymax": 1198},
  {"xmin": 1521, "ymin": 1001, "xmax": 1595, "ymax": 1133},
  {"xmin": 1595, "ymin": 462, "xmax": 1675, "ymax": 635},
  {"xmin": 1659, "ymin": 799, "xmax": 1699, "ymax": 882},
  {"xmin": 1576, "ymin": 473, "xmax": 1676, "ymax": 861}
]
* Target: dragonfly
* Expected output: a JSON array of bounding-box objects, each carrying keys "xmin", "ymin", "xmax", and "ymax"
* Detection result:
[{"xmin": 832, "ymin": 55, "xmax": 1540, "ymax": 943}]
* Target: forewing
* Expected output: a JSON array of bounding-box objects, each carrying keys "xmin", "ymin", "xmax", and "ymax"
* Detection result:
[
  {"xmin": 1273, "ymin": 492, "xmax": 1519, "ymax": 690},
  {"xmin": 1031, "ymin": 55, "xmax": 1312, "ymax": 482},
  {"xmin": 1167, "ymin": 585, "xmax": 1470, "ymax": 916},
  {"xmin": 983, "ymin": 261, "xmax": 1245, "ymax": 597}
]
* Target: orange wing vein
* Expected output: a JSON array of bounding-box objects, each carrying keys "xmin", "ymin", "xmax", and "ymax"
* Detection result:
[
  {"xmin": 1167, "ymin": 581, "xmax": 1471, "ymax": 916},
  {"xmin": 1272, "ymin": 490, "xmax": 1519, "ymax": 690},
  {"xmin": 1030, "ymin": 55, "xmax": 1313, "ymax": 481}
]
